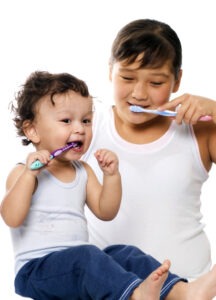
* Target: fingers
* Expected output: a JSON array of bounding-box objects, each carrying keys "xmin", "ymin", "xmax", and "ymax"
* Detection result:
[
  {"xmin": 95, "ymin": 149, "xmax": 116, "ymax": 166},
  {"xmin": 27, "ymin": 150, "xmax": 51, "ymax": 170},
  {"xmin": 158, "ymin": 94, "xmax": 190, "ymax": 111},
  {"xmin": 158, "ymin": 94, "xmax": 214, "ymax": 124},
  {"xmin": 94, "ymin": 149, "xmax": 119, "ymax": 174}
]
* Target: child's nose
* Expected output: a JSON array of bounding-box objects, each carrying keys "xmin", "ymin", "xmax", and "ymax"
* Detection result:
[
  {"xmin": 72, "ymin": 121, "xmax": 85, "ymax": 134},
  {"xmin": 132, "ymin": 82, "xmax": 148, "ymax": 101}
]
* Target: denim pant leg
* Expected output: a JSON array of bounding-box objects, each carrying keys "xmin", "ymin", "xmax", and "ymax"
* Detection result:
[
  {"xmin": 104, "ymin": 245, "xmax": 187, "ymax": 300},
  {"xmin": 15, "ymin": 244, "xmax": 142, "ymax": 300}
]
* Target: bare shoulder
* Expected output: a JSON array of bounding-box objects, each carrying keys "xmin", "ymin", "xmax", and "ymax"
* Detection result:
[
  {"xmin": 79, "ymin": 160, "xmax": 94, "ymax": 175},
  {"xmin": 193, "ymin": 121, "xmax": 216, "ymax": 169},
  {"xmin": 79, "ymin": 160, "xmax": 99, "ymax": 190},
  {"xmin": 193, "ymin": 121, "xmax": 216, "ymax": 140},
  {"xmin": 5, "ymin": 164, "xmax": 25, "ymax": 189}
]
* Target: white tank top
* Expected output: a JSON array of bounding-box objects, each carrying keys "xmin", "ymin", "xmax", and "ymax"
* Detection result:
[
  {"xmin": 83, "ymin": 103, "xmax": 211, "ymax": 279},
  {"xmin": 11, "ymin": 161, "xmax": 89, "ymax": 274}
]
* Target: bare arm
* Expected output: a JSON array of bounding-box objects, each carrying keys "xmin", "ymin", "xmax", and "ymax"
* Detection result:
[
  {"xmin": 0, "ymin": 164, "xmax": 37, "ymax": 227},
  {"xmin": 84, "ymin": 149, "xmax": 122, "ymax": 221},
  {"xmin": 159, "ymin": 94, "xmax": 216, "ymax": 169},
  {"xmin": 0, "ymin": 150, "xmax": 51, "ymax": 227}
]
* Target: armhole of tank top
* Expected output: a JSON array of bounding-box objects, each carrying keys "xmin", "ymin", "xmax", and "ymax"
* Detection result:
[
  {"xmin": 188, "ymin": 124, "xmax": 208, "ymax": 178},
  {"xmin": 72, "ymin": 160, "xmax": 88, "ymax": 182}
]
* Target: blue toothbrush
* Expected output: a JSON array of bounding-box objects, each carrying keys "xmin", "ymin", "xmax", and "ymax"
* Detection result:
[
  {"xmin": 130, "ymin": 105, "xmax": 212, "ymax": 121},
  {"xmin": 30, "ymin": 142, "xmax": 78, "ymax": 170}
]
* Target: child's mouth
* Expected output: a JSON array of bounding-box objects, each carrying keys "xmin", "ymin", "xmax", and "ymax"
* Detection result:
[
  {"xmin": 67, "ymin": 141, "xmax": 83, "ymax": 152},
  {"xmin": 68, "ymin": 141, "xmax": 82, "ymax": 146}
]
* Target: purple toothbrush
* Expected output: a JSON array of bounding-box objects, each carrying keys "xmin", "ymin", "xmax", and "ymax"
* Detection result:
[{"xmin": 30, "ymin": 142, "xmax": 78, "ymax": 170}]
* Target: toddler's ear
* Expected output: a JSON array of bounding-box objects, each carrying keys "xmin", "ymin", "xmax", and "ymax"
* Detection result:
[{"xmin": 22, "ymin": 120, "xmax": 40, "ymax": 143}]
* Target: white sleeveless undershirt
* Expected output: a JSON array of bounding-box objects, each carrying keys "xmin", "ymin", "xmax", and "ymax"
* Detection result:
[
  {"xmin": 11, "ymin": 161, "xmax": 89, "ymax": 274},
  {"xmin": 83, "ymin": 103, "xmax": 211, "ymax": 279}
]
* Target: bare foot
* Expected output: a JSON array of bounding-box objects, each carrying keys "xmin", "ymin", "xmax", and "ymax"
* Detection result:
[
  {"xmin": 167, "ymin": 264, "xmax": 216, "ymax": 300},
  {"xmin": 130, "ymin": 259, "xmax": 171, "ymax": 300},
  {"xmin": 186, "ymin": 264, "xmax": 216, "ymax": 300}
]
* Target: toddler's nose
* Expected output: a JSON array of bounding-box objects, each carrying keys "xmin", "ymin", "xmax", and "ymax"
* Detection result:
[{"xmin": 72, "ymin": 121, "xmax": 85, "ymax": 134}]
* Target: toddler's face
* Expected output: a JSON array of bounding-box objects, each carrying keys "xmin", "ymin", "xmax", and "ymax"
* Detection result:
[{"xmin": 32, "ymin": 90, "xmax": 93, "ymax": 161}]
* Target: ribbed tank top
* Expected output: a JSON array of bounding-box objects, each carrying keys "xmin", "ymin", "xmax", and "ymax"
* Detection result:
[
  {"xmin": 11, "ymin": 161, "xmax": 89, "ymax": 274},
  {"xmin": 83, "ymin": 103, "xmax": 211, "ymax": 278}
]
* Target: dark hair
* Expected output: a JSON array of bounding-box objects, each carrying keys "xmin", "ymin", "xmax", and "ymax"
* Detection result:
[
  {"xmin": 11, "ymin": 71, "xmax": 90, "ymax": 145},
  {"xmin": 110, "ymin": 19, "xmax": 182, "ymax": 79}
]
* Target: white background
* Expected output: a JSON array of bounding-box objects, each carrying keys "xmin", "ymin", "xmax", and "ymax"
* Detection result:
[{"xmin": 0, "ymin": 1, "xmax": 216, "ymax": 299}]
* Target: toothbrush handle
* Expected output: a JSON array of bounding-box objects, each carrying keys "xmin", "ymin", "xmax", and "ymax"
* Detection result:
[
  {"xmin": 29, "ymin": 142, "xmax": 76, "ymax": 170},
  {"xmin": 199, "ymin": 115, "xmax": 212, "ymax": 121},
  {"xmin": 30, "ymin": 155, "xmax": 53, "ymax": 170}
]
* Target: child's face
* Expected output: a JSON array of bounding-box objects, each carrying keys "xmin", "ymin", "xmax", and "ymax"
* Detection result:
[
  {"xmin": 109, "ymin": 57, "xmax": 181, "ymax": 125},
  {"xmin": 31, "ymin": 90, "xmax": 93, "ymax": 161}
]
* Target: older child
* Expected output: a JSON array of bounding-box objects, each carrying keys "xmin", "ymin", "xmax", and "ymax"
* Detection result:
[{"xmin": 83, "ymin": 18, "xmax": 216, "ymax": 280}]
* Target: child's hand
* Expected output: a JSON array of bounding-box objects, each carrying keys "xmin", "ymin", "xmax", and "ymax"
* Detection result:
[
  {"xmin": 94, "ymin": 149, "xmax": 119, "ymax": 176},
  {"xmin": 26, "ymin": 150, "xmax": 51, "ymax": 173},
  {"xmin": 158, "ymin": 94, "xmax": 216, "ymax": 124}
]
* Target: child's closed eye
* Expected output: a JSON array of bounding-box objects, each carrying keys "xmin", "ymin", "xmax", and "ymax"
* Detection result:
[
  {"xmin": 121, "ymin": 76, "xmax": 134, "ymax": 81},
  {"xmin": 150, "ymin": 81, "xmax": 164, "ymax": 86}
]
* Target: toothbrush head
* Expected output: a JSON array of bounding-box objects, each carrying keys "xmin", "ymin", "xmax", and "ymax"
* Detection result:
[
  {"xmin": 130, "ymin": 105, "xmax": 144, "ymax": 113},
  {"xmin": 51, "ymin": 141, "xmax": 79, "ymax": 158}
]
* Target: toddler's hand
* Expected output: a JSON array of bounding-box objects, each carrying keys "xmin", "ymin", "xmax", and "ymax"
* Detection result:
[
  {"xmin": 94, "ymin": 149, "xmax": 119, "ymax": 176},
  {"xmin": 26, "ymin": 150, "xmax": 51, "ymax": 173}
]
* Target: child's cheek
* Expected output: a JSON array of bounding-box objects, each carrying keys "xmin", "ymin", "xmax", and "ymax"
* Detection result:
[{"xmin": 151, "ymin": 88, "xmax": 171, "ymax": 106}]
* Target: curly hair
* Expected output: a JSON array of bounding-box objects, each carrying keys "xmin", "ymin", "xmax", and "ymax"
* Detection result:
[{"xmin": 11, "ymin": 71, "xmax": 90, "ymax": 145}]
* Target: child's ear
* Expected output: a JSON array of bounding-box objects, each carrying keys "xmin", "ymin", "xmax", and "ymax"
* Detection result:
[
  {"xmin": 173, "ymin": 69, "xmax": 183, "ymax": 93},
  {"xmin": 22, "ymin": 120, "xmax": 40, "ymax": 144},
  {"xmin": 109, "ymin": 64, "xmax": 113, "ymax": 81}
]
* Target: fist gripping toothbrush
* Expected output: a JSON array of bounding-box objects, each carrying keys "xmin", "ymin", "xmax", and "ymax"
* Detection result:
[
  {"xmin": 30, "ymin": 142, "xmax": 78, "ymax": 170},
  {"xmin": 130, "ymin": 105, "xmax": 212, "ymax": 121}
]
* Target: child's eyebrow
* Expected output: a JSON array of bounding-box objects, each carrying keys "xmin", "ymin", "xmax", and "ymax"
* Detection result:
[
  {"xmin": 147, "ymin": 71, "xmax": 170, "ymax": 77},
  {"xmin": 118, "ymin": 67, "xmax": 135, "ymax": 73},
  {"xmin": 84, "ymin": 110, "xmax": 94, "ymax": 116},
  {"xmin": 119, "ymin": 67, "xmax": 170, "ymax": 78}
]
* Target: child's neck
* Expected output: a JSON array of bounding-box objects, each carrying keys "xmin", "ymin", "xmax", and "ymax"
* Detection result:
[
  {"xmin": 113, "ymin": 110, "xmax": 172, "ymax": 144},
  {"xmin": 47, "ymin": 160, "xmax": 76, "ymax": 183}
]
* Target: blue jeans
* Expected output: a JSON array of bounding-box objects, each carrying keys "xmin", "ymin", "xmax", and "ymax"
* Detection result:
[{"xmin": 15, "ymin": 244, "xmax": 185, "ymax": 300}]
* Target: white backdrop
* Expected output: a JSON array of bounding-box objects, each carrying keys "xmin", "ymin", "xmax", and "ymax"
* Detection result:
[{"xmin": 0, "ymin": 0, "xmax": 216, "ymax": 299}]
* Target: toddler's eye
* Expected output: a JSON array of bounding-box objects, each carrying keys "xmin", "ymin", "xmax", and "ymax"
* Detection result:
[
  {"xmin": 83, "ymin": 118, "xmax": 92, "ymax": 124},
  {"xmin": 62, "ymin": 119, "xmax": 71, "ymax": 124}
]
